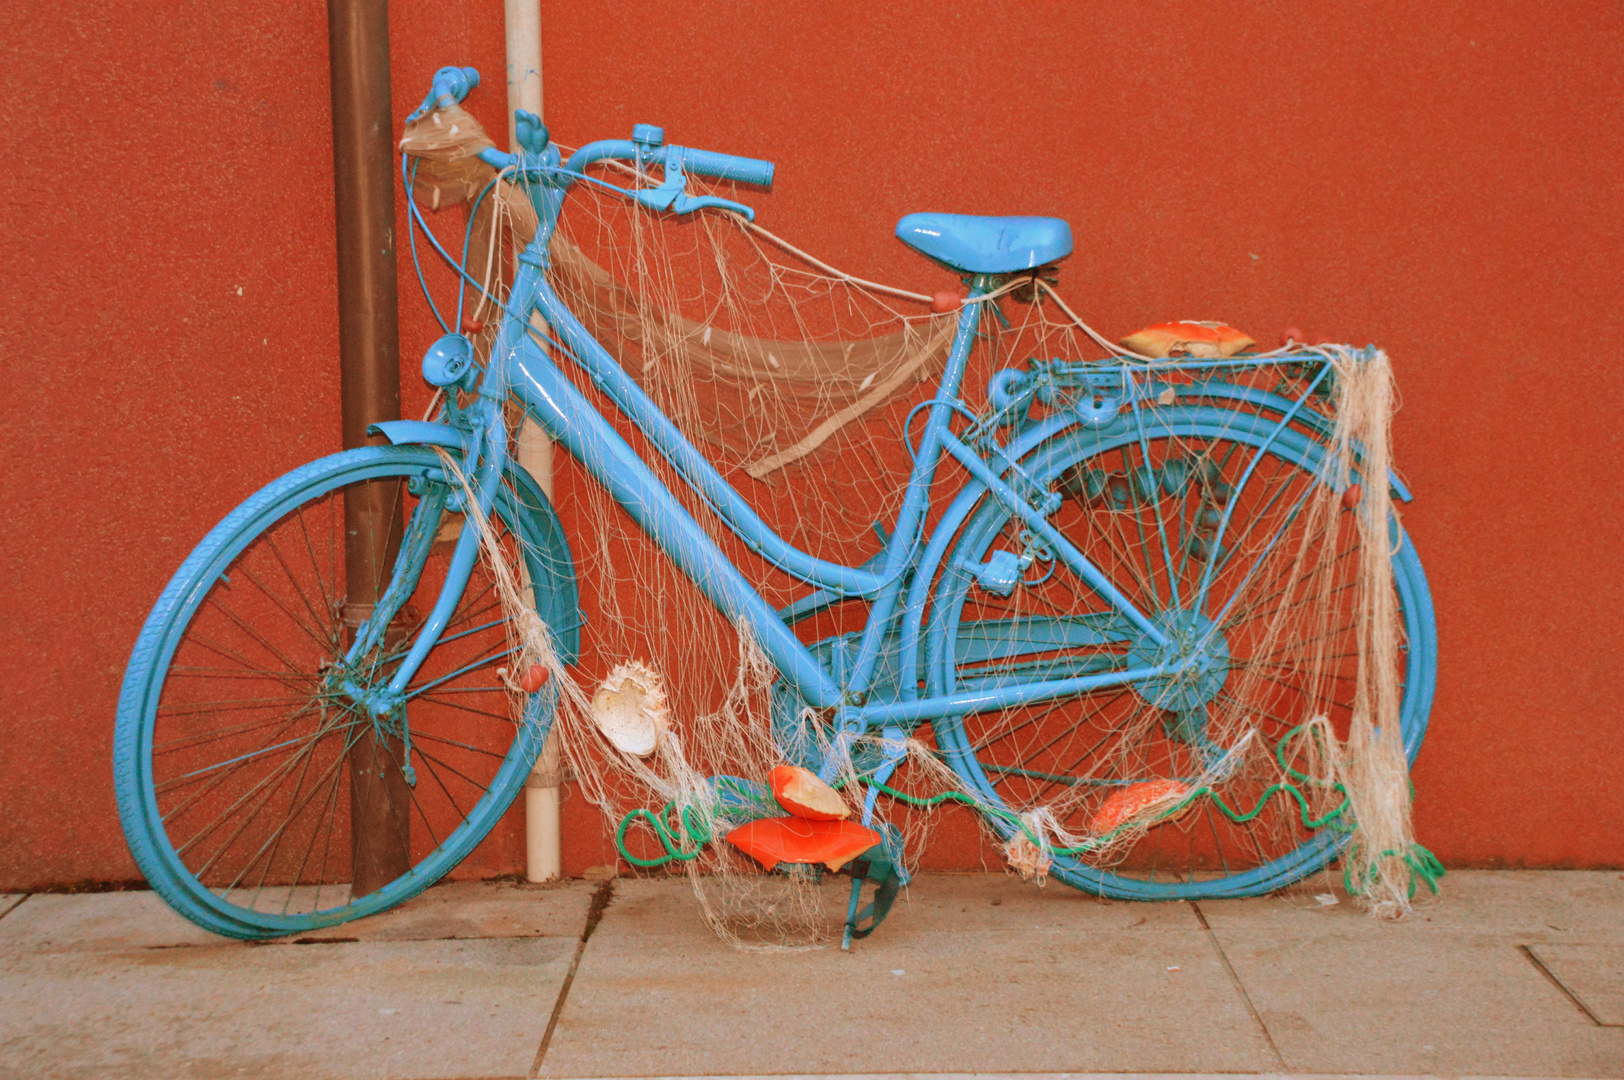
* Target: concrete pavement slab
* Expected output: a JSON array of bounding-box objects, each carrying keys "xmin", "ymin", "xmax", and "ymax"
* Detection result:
[
  {"xmin": 1530, "ymin": 943, "xmax": 1624, "ymax": 1026},
  {"xmin": 0, "ymin": 935, "xmax": 570, "ymax": 1080},
  {"xmin": 0, "ymin": 883, "xmax": 594, "ymax": 1079},
  {"xmin": 524, "ymin": 1076, "xmax": 1609, "ymax": 1080},
  {"xmin": 294, "ymin": 879, "xmax": 596, "ymax": 942},
  {"xmin": 0, "ymin": 894, "xmax": 24, "ymax": 920},
  {"xmin": 1198, "ymin": 870, "xmax": 1624, "ymax": 943},
  {"xmin": 0, "ymin": 891, "xmax": 233, "ymax": 952},
  {"xmin": 538, "ymin": 874, "xmax": 1280, "ymax": 1078},
  {"xmin": 871, "ymin": 871, "xmax": 1199, "ymax": 933},
  {"xmin": 1198, "ymin": 897, "xmax": 1624, "ymax": 1076},
  {"xmin": 0, "ymin": 881, "xmax": 595, "ymax": 954}
]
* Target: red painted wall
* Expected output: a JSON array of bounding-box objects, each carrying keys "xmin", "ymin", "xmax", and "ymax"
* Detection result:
[{"xmin": 4, "ymin": 1, "xmax": 1621, "ymax": 889}]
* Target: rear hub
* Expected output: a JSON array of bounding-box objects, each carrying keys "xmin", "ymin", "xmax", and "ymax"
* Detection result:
[{"xmin": 1126, "ymin": 608, "xmax": 1231, "ymax": 716}]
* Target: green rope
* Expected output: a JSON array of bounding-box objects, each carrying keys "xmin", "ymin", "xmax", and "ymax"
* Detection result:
[
  {"xmin": 615, "ymin": 802, "xmax": 715, "ymax": 868},
  {"xmin": 611, "ymin": 722, "xmax": 1437, "ymax": 893},
  {"xmin": 1343, "ymin": 843, "xmax": 1445, "ymax": 899},
  {"xmin": 862, "ymin": 774, "xmax": 1349, "ymax": 854}
]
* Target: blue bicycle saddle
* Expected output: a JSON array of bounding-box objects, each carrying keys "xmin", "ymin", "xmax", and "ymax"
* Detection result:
[{"xmin": 895, "ymin": 212, "xmax": 1073, "ymax": 274}]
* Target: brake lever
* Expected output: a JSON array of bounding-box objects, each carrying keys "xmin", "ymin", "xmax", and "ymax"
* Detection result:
[{"xmin": 633, "ymin": 148, "xmax": 756, "ymax": 221}]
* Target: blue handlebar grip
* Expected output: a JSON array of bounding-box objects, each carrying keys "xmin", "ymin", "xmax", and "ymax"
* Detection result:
[
  {"xmin": 407, "ymin": 65, "xmax": 481, "ymax": 123},
  {"xmin": 432, "ymin": 65, "xmax": 480, "ymax": 107},
  {"xmin": 681, "ymin": 148, "xmax": 774, "ymax": 189}
]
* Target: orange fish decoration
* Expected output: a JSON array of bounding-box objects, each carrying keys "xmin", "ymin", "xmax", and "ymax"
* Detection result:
[
  {"xmin": 768, "ymin": 764, "xmax": 850, "ymax": 821},
  {"xmin": 1121, "ymin": 321, "xmax": 1255, "ymax": 359},
  {"xmin": 1090, "ymin": 779, "xmax": 1194, "ymax": 836},
  {"xmin": 726, "ymin": 816, "xmax": 882, "ymax": 872}
]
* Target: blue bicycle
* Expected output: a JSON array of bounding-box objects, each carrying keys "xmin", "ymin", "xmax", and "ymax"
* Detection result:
[{"xmin": 114, "ymin": 66, "xmax": 1436, "ymax": 940}]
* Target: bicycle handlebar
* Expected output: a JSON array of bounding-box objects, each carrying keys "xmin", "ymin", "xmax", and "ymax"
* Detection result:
[
  {"xmin": 417, "ymin": 65, "xmax": 775, "ymax": 216},
  {"xmin": 565, "ymin": 140, "xmax": 773, "ymax": 190}
]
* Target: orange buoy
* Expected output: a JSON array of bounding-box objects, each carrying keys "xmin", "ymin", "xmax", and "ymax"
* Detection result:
[
  {"xmin": 1280, "ymin": 326, "xmax": 1306, "ymax": 348},
  {"xmin": 725, "ymin": 816, "xmax": 881, "ymax": 872},
  {"xmin": 1090, "ymin": 779, "xmax": 1192, "ymax": 836},
  {"xmin": 769, "ymin": 764, "xmax": 850, "ymax": 821},
  {"xmin": 519, "ymin": 664, "xmax": 550, "ymax": 693},
  {"xmin": 460, "ymin": 316, "xmax": 484, "ymax": 335},
  {"xmin": 929, "ymin": 291, "xmax": 962, "ymax": 314},
  {"xmin": 1341, "ymin": 483, "xmax": 1364, "ymax": 511}
]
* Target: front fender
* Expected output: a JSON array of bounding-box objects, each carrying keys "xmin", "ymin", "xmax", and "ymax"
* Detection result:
[{"xmin": 368, "ymin": 419, "xmax": 475, "ymax": 455}]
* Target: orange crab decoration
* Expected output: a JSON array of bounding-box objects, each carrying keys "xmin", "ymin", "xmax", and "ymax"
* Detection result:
[{"xmin": 1121, "ymin": 321, "xmax": 1256, "ymax": 359}]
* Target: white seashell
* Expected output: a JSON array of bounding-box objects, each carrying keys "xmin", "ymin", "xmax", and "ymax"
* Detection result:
[{"xmin": 590, "ymin": 661, "xmax": 671, "ymax": 758}]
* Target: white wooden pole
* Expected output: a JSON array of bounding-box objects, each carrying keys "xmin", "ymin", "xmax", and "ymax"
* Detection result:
[{"xmin": 506, "ymin": 0, "xmax": 563, "ymax": 884}]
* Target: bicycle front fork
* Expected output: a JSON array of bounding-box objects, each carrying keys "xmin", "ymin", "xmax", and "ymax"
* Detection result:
[{"xmin": 336, "ymin": 400, "xmax": 510, "ymax": 724}]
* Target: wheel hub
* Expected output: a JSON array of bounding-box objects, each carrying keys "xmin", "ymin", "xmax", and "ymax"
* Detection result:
[
  {"xmin": 335, "ymin": 672, "xmax": 406, "ymax": 721},
  {"xmin": 1126, "ymin": 608, "xmax": 1231, "ymax": 713}
]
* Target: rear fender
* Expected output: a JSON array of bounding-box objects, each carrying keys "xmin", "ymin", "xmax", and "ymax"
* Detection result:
[
  {"xmin": 896, "ymin": 390, "xmax": 1409, "ymax": 695},
  {"xmin": 999, "ymin": 383, "xmax": 1412, "ymax": 501}
]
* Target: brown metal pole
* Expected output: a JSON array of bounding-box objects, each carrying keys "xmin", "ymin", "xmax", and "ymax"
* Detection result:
[{"xmin": 329, "ymin": 0, "xmax": 409, "ymax": 897}]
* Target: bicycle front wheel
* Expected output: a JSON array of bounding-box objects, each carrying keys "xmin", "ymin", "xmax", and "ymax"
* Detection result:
[
  {"xmin": 114, "ymin": 445, "xmax": 576, "ymax": 938},
  {"xmin": 926, "ymin": 406, "xmax": 1436, "ymax": 899}
]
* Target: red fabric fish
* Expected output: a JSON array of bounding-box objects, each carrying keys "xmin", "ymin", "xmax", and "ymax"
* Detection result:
[{"xmin": 1091, "ymin": 779, "xmax": 1193, "ymax": 835}]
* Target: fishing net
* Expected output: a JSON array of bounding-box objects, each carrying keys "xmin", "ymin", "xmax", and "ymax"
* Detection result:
[{"xmin": 400, "ymin": 104, "xmax": 1436, "ymax": 947}]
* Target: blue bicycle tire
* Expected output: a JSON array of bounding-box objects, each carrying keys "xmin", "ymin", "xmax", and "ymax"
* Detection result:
[
  {"xmin": 114, "ymin": 445, "xmax": 573, "ymax": 938},
  {"xmin": 927, "ymin": 406, "xmax": 1437, "ymax": 899}
]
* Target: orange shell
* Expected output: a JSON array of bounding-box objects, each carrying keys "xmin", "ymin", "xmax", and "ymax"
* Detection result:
[
  {"xmin": 1090, "ymin": 779, "xmax": 1193, "ymax": 835},
  {"xmin": 769, "ymin": 764, "xmax": 850, "ymax": 821},
  {"xmin": 726, "ymin": 816, "xmax": 881, "ymax": 872},
  {"xmin": 1121, "ymin": 321, "xmax": 1256, "ymax": 359}
]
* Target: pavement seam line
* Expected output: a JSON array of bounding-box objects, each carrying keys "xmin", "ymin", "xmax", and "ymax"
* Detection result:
[
  {"xmin": 0, "ymin": 894, "xmax": 29, "ymax": 921},
  {"xmin": 1189, "ymin": 900, "xmax": 1288, "ymax": 1070},
  {"xmin": 530, "ymin": 879, "xmax": 616, "ymax": 1078},
  {"xmin": 1517, "ymin": 943, "xmax": 1608, "ymax": 1026}
]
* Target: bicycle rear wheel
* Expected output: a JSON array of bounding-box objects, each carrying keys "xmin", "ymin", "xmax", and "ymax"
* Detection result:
[
  {"xmin": 114, "ymin": 445, "xmax": 577, "ymax": 938},
  {"xmin": 926, "ymin": 405, "xmax": 1436, "ymax": 898}
]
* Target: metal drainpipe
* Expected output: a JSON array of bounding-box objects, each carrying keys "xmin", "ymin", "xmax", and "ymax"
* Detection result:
[
  {"xmin": 505, "ymin": 0, "xmax": 565, "ymax": 884},
  {"xmin": 328, "ymin": 0, "xmax": 407, "ymax": 898}
]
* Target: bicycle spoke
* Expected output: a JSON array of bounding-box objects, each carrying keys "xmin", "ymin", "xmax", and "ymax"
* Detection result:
[
  {"xmin": 405, "ymin": 645, "xmax": 519, "ymax": 701},
  {"xmin": 238, "ymin": 556, "xmax": 335, "ymax": 656},
  {"xmin": 413, "ymin": 693, "xmax": 519, "ymax": 725}
]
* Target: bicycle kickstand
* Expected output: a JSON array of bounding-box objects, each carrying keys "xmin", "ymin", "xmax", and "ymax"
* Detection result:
[{"xmin": 843, "ymin": 726, "xmax": 910, "ymax": 950}]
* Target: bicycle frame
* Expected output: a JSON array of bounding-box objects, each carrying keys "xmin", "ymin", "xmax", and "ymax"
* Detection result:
[
  {"xmin": 357, "ymin": 132, "xmax": 1367, "ymax": 762},
  {"xmin": 108, "ymin": 65, "xmax": 1441, "ymax": 948}
]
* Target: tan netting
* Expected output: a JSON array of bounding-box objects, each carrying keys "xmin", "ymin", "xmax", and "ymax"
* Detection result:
[{"xmin": 400, "ymin": 104, "xmax": 1434, "ymax": 947}]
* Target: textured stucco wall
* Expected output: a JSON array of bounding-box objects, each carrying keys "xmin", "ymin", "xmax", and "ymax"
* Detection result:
[{"xmin": 3, "ymin": 1, "xmax": 1619, "ymax": 888}]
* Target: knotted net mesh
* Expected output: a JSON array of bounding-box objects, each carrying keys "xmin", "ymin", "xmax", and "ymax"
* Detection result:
[{"xmin": 401, "ymin": 104, "xmax": 1433, "ymax": 947}]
